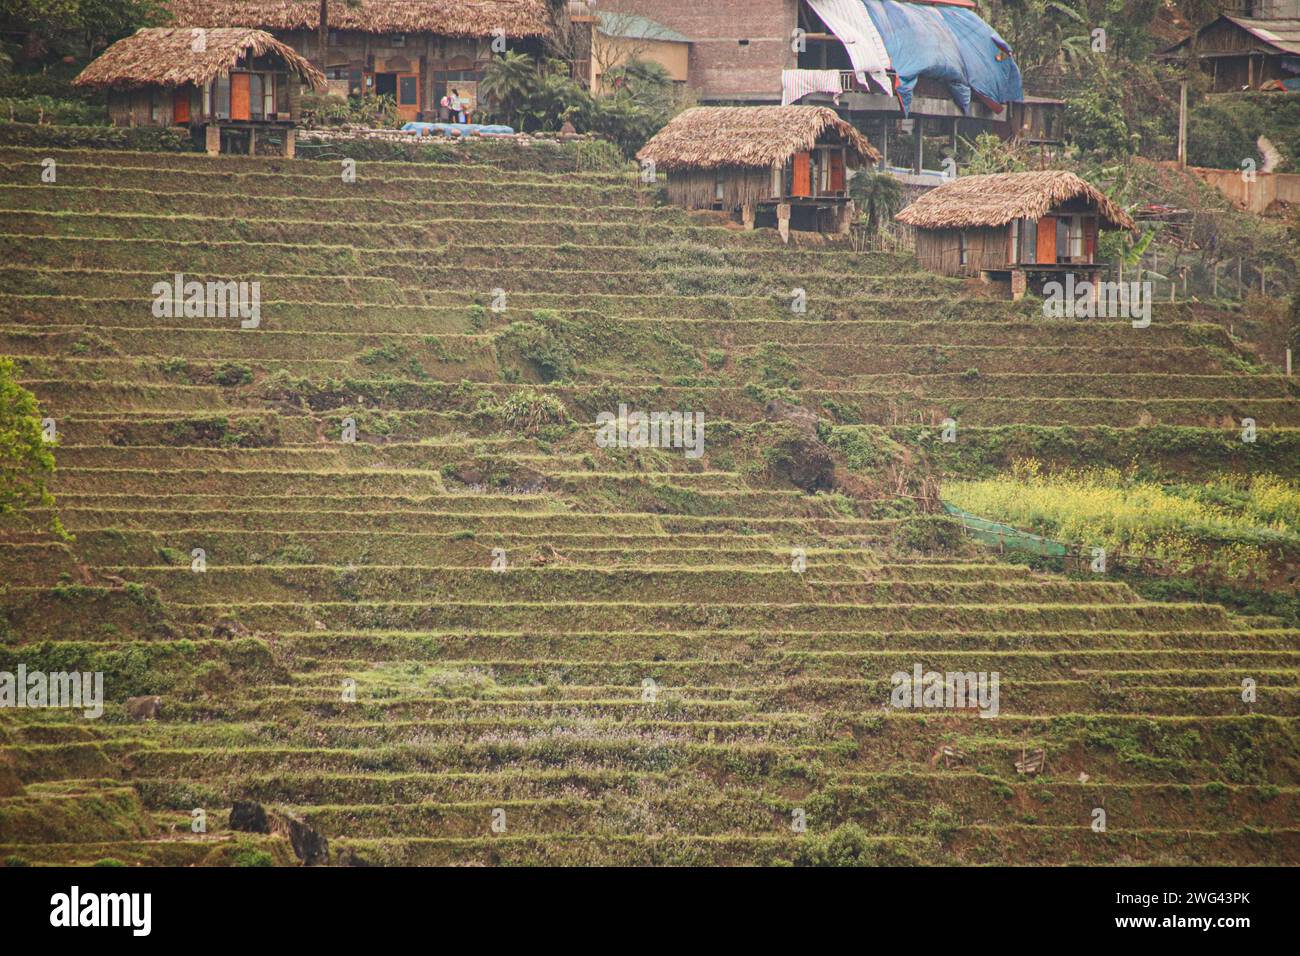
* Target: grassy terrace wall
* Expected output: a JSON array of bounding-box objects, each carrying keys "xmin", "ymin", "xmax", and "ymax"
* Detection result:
[{"xmin": 0, "ymin": 146, "xmax": 1297, "ymax": 866}]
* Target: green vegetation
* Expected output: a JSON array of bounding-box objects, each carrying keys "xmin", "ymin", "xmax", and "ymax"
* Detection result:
[
  {"xmin": 479, "ymin": 52, "xmax": 679, "ymax": 156},
  {"xmin": 946, "ymin": 459, "xmax": 1300, "ymax": 623},
  {"xmin": 0, "ymin": 95, "xmax": 105, "ymax": 126},
  {"xmin": 946, "ymin": 458, "xmax": 1299, "ymax": 582},
  {"xmin": 0, "ymin": 145, "xmax": 1295, "ymax": 868},
  {"xmin": 0, "ymin": 356, "xmax": 64, "ymax": 536},
  {"xmin": 1189, "ymin": 92, "xmax": 1300, "ymax": 174}
]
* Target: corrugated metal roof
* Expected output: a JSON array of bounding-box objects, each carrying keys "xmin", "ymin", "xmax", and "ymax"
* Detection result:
[
  {"xmin": 596, "ymin": 11, "xmax": 690, "ymax": 44},
  {"xmin": 1225, "ymin": 15, "xmax": 1300, "ymax": 55},
  {"xmin": 1162, "ymin": 14, "xmax": 1300, "ymax": 56}
]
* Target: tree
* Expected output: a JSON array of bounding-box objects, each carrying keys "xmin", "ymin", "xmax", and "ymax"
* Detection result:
[
  {"xmin": 317, "ymin": 0, "xmax": 362, "ymax": 70},
  {"xmin": 849, "ymin": 172, "xmax": 905, "ymax": 235},
  {"xmin": 0, "ymin": 357, "xmax": 65, "ymax": 537},
  {"xmin": 1065, "ymin": 80, "xmax": 1136, "ymax": 159},
  {"xmin": 959, "ymin": 131, "xmax": 1030, "ymax": 175},
  {"xmin": 0, "ymin": 0, "xmax": 165, "ymax": 62},
  {"xmin": 590, "ymin": 11, "xmax": 672, "ymax": 92},
  {"xmin": 480, "ymin": 50, "xmax": 541, "ymax": 128}
]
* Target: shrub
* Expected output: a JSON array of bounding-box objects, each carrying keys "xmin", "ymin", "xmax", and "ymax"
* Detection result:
[
  {"xmin": 233, "ymin": 846, "xmax": 274, "ymax": 867},
  {"xmin": 0, "ymin": 122, "xmax": 193, "ymax": 152},
  {"xmin": 495, "ymin": 319, "xmax": 576, "ymax": 383},
  {"xmin": 299, "ymin": 92, "xmax": 399, "ymax": 129},
  {"xmin": 0, "ymin": 95, "xmax": 107, "ymax": 126},
  {"xmin": 212, "ymin": 362, "xmax": 253, "ymax": 387},
  {"xmin": 793, "ymin": 824, "xmax": 879, "ymax": 866},
  {"xmin": 489, "ymin": 388, "xmax": 570, "ymax": 434},
  {"xmin": 0, "ymin": 357, "xmax": 66, "ymax": 537},
  {"xmin": 0, "ymin": 70, "xmax": 95, "ymax": 101}
]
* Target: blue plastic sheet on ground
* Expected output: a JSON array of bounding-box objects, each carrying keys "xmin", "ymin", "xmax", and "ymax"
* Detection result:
[
  {"xmin": 861, "ymin": 0, "xmax": 1023, "ymax": 115},
  {"xmin": 401, "ymin": 122, "xmax": 516, "ymax": 137}
]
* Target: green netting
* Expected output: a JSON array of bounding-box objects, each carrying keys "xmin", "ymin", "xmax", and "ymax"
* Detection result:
[{"xmin": 941, "ymin": 502, "xmax": 1069, "ymax": 557}]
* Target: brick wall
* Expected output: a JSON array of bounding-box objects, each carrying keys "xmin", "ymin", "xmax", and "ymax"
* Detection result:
[{"xmin": 599, "ymin": 0, "xmax": 797, "ymax": 101}]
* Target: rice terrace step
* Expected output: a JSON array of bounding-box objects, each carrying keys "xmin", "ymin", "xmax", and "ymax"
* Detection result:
[{"xmin": 1, "ymin": 2, "xmax": 1298, "ymax": 913}]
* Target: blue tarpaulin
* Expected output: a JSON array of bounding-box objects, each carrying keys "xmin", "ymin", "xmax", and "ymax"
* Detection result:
[
  {"xmin": 401, "ymin": 122, "xmax": 515, "ymax": 137},
  {"xmin": 861, "ymin": 0, "xmax": 1023, "ymax": 115}
]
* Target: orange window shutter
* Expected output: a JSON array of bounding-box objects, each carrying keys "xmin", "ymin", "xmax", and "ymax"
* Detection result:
[
  {"xmin": 231, "ymin": 73, "xmax": 251, "ymax": 120},
  {"xmin": 829, "ymin": 151, "xmax": 845, "ymax": 192},
  {"xmin": 1083, "ymin": 217, "xmax": 1098, "ymax": 260},
  {"xmin": 173, "ymin": 88, "xmax": 190, "ymax": 124},
  {"xmin": 792, "ymin": 152, "xmax": 812, "ymax": 197},
  {"xmin": 1036, "ymin": 215, "xmax": 1057, "ymax": 265}
]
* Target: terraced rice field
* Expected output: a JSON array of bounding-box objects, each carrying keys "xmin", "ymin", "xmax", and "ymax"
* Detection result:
[{"xmin": 1, "ymin": 146, "xmax": 1298, "ymax": 866}]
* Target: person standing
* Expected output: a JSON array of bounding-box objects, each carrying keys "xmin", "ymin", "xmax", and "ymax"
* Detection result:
[{"xmin": 449, "ymin": 88, "xmax": 466, "ymax": 124}]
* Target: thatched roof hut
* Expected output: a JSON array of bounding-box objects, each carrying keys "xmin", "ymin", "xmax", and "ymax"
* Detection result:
[
  {"xmin": 162, "ymin": 0, "xmax": 553, "ymax": 38},
  {"xmin": 638, "ymin": 107, "xmax": 879, "ymax": 237},
  {"xmin": 75, "ymin": 27, "xmax": 325, "ymax": 91},
  {"xmin": 895, "ymin": 171, "xmax": 1134, "ymax": 231},
  {"xmin": 638, "ymin": 106, "xmax": 880, "ymax": 172},
  {"xmin": 896, "ymin": 171, "xmax": 1135, "ymax": 286}
]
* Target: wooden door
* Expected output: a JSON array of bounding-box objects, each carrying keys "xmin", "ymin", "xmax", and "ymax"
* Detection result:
[
  {"xmin": 1036, "ymin": 215, "xmax": 1057, "ymax": 265},
  {"xmin": 1083, "ymin": 216, "xmax": 1098, "ymax": 262},
  {"xmin": 792, "ymin": 151, "xmax": 812, "ymax": 198},
  {"xmin": 173, "ymin": 87, "xmax": 190, "ymax": 124},
  {"xmin": 230, "ymin": 73, "xmax": 251, "ymax": 121},
  {"xmin": 828, "ymin": 150, "xmax": 846, "ymax": 192},
  {"xmin": 397, "ymin": 72, "xmax": 421, "ymax": 122}
]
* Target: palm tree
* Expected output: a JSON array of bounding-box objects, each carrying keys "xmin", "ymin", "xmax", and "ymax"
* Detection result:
[
  {"xmin": 479, "ymin": 50, "xmax": 539, "ymax": 127},
  {"xmin": 850, "ymin": 172, "xmax": 905, "ymax": 236}
]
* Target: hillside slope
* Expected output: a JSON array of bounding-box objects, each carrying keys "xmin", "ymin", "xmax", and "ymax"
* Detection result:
[{"xmin": 1, "ymin": 147, "xmax": 1297, "ymax": 866}]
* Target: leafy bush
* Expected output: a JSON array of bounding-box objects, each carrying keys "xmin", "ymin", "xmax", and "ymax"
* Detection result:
[
  {"xmin": 495, "ymin": 318, "xmax": 576, "ymax": 383},
  {"xmin": 486, "ymin": 388, "xmax": 570, "ymax": 434},
  {"xmin": 0, "ymin": 95, "xmax": 106, "ymax": 125},
  {"xmin": 0, "ymin": 357, "xmax": 65, "ymax": 536},
  {"xmin": 299, "ymin": 92, "xmax": 399, "ymax": 129},
  {"xmin": 212, "ymin": 362, "xmax": 253, "ymax": 387},
  {"xmin": 792, "ymin": 824, "xmax": 881, "ymax": 866},
  {"xmin": 1189, "ymin": 92, "xmax": 1300, "ymax": 173},
  {"xmin": 233, "ymin": 846, "xmax": 274, "ymax": 867},
  {"xmin": 0, "ymin": 122, "xmax": 193, "ymax": 151},
  {"xmin": 1188, "ymin": 97, "xmax": 1267, "ymax": 172},
  {"xmin": 1066, "ymin": 83, "xmax": 1137, "ymax": 159},
  {"xmin": 477, "ymin": 52, "xmax": 675, "ymax": 158},
  {"xmin": 0, "ymin": 69, "xmax": 96, "ymax": 101}
]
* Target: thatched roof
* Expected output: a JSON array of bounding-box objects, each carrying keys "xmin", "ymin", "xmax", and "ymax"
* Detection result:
[
  {"xmin": 895, "ymin": 171, "xmax": 1135, "ymax": 231},
  {"xmin": 637, "ymin": 106, "xmax": 880, "ymax": 172},
  {"xmin": 163, "ymin": 0, "xmax": 553, "ymax": 39},
  {"xmin": 75, "ymin": 27, "xmax": 325, "ymax": 90}
]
